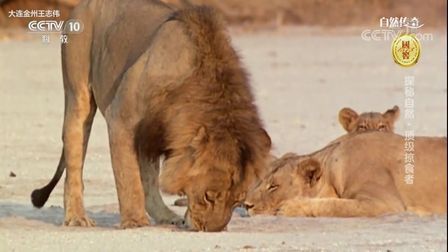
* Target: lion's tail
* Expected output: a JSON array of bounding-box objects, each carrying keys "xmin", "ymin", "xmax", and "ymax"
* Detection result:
[
  {"xmin": 169, "ymin": 5, "xmax": 239, "ymax": 75},
  {"xmin": 31, "ymin": 149, "xmax": 65, "ymax": 208}
]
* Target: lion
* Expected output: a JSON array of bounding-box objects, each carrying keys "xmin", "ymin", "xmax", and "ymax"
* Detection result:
[
  {"xmin": 245, "ymin": 131, "xmax": 447, "ymax": 217},
  {"xmin": 173, "ymin": 106, "xmax": 404, "ymax": 208},
  {"xmin": 338, "ymin": 106, "xmax": 400, "ymax": 133},
  {"xmin": 30, "ymin": 0, "xmax": 271, "ymax": 231}
]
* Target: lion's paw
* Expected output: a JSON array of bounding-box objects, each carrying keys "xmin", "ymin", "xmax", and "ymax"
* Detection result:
[
  {"xmin": 276, "ymin": 200, "xmax": 308, "ymax": 217},
  {"xmin": 64, "ymin": 215, "xmax": 96, "ymax": 227},
  {"xmin": 120, "ymin": 217, "xmax": 150, "ymax": 229}
]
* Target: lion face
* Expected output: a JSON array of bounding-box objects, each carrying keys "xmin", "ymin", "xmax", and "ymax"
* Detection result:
[
  {"xmin": 245, "ymin": 158, "xmax": 321, "ymax": 215},
  {"xmin": 160, "ymin": 127, "xmax": 263, "ymax": 231},
  {"xmin": 162, "ymin": 158, "xmax": 242, "ymax": 231},
  {"xmin": 338, "ymin": 106, "xmax": 400, "ymax": 133},
  {"xmin": 182, "ymin": 171, "xmax": 243, "ymax": 231}
]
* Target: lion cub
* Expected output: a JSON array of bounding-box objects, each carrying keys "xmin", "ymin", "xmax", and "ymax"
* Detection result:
[{"xmin": 338, "ymin": 106, "xmax": 400, "ymax": 133}]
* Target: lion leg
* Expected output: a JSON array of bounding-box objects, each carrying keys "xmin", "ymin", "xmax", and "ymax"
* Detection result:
[
  {"xmin": 107, "ymin": 123, "xmax": 150, "ymax": 228},
  {"xmin": 62, "ymin": 93, "xmax": 97, "ymax": 227},
  {"xmin": 277, "ymin": 197, "xmax": 403, "ymax": 217},
  {"xmin": 61, "ymin": 10, "xmax": 97, "ymax": 227},
  {"xmin": 139, "ymin": 157, "xmax": 183, "ymax": 225}
]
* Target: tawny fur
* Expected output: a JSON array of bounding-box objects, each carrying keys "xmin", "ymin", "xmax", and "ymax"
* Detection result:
[
  {"xmin": 246, "ymin": 132, "xmax": 447, "ymax": 217},
  {"xmin": 134, "ymin": 6, "xmax": 270, "ymax": 195},
  {"xmin": 338, "ymin": 105, "xmax": 400, "ymax": 133},
  {"xmin": 31, "ymin": 0, "xmax": 270, "ymax": 231}
]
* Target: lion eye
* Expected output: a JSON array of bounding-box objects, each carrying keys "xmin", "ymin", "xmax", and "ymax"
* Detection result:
[
  {"xmin": 357, "ymin": 125, "xmax": 367, "ymax": 131},
  {"xmin": 267, "ymin": 184, "xmax": 279, "ymax": 192},
  {"xmin": 378, "ymin": 125, "xmax": 387, "ymax": 131}
]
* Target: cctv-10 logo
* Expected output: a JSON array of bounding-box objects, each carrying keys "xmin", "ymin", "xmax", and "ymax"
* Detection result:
[{"xmin": 28, "ymin": 19, "xmax": 83, "ymax": 33}]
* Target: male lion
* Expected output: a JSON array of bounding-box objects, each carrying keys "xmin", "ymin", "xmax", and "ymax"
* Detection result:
[
  {"xmin": 338, "ymin": 106, "xmax": 400, "ymax": 133},
  {"xmin": 245, "ymin": 132, "xmax": 447, "ymax": 217},
  {"xmin": 31, "ymin": 0, "xmax": 271, "ymax": 231}
]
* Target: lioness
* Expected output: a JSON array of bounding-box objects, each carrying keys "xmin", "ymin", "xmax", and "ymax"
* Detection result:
[
  {"xmin": 338, "ymin": 106, "xmax": 400, "ymax": 133},
  {"xmin": 31, "ymin": 0, "xmax": 271, "ymax": 231},
  {"xmin": 245, "ymin": 132, "xmax": 447, "ymax": 217}
]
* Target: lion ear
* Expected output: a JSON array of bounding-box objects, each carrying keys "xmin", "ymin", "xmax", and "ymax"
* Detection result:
[
  {"xmin": 338, "ymin": 107, "xmax": 359, "ymax": 132},
  {"xmin": 260, "ymin": 128, "xmax": 272, "ymax": 149},
  {"xmin": 296, "ymin": 158, "xmax": 322, "ymax": 187},
  {"xmin": 190, "ymin": 126, "xmax": 208, "ymax": 149},
  {"xmin": 383, "ymin": 105, "xmax": 400, "ymax": 122}
]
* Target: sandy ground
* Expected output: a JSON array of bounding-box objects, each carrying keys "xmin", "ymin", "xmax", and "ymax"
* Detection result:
[{"xmin": 0, "ymin": 27, "xmax": 447, "ymax": 251}]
